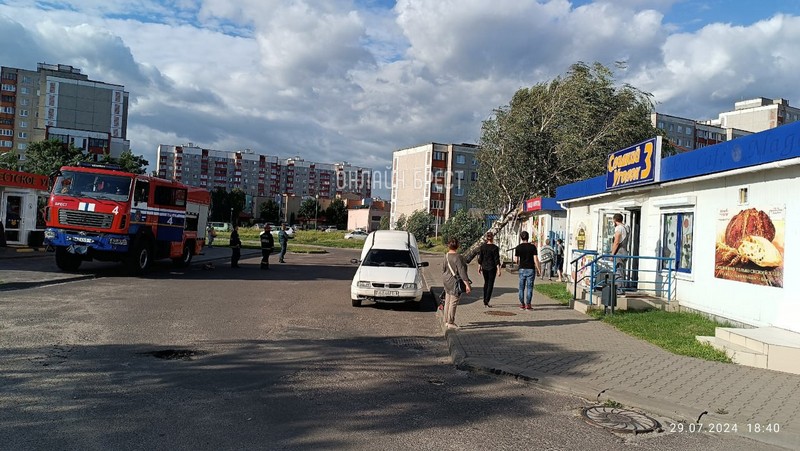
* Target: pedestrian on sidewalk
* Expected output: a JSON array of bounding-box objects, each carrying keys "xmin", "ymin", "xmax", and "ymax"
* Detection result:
[
  {"xmin": 206, "ymin": 224, "xmax": 216, "ymax": 248},
  {"xmin": 278, "ymin": 224, "xmax": 289, "ymax": 263},
  {"xmin": 611, "ymin": 213, "xmax": 630, "ymax": 295},
  {"xmin": 539, "ymin": 238, "xmax": 555, "ymax": 280},
  {"xmin": 230, "ymin": 225, "xmax": 242, "ymax": 268},
  {"xmin": 555, "ymin": 238, "xmax": 566, "ymax": 282},
  {"xmin": 515, "ymin": 231, "xmax": 541, "ymax": 310},
  {"xmin": 260, "ymin": 224, "xmax": 274, "ymax": 269},
  {"xmin": 477, "ymin": 231, "xmax": 501, "ymax": 307},
  {"xmin": 442, "ymin": 238, "xmax": 471, "ymax": 330}
]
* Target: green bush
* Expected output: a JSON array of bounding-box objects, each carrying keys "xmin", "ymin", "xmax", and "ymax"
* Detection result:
[{"xmin": 441, "ymin": 209, "xmax": 484, "ymax": 251}]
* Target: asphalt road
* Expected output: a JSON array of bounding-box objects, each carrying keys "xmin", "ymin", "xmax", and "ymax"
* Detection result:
[{"xmin": 0, "ymin": 249, "xmax": 781, "ymax": 450}]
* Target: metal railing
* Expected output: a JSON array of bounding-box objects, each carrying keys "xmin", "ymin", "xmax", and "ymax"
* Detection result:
[{"xmin": 570, "ymin": 250, "xmax": 676, "ymax": 306}]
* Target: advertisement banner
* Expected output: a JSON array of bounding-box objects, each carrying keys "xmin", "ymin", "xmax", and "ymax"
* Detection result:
[
  {"xmin": 606, "ymin": 136, "xmax": 662, "ymax": 190},
  {"xmin": 714, "ymin": 206, "xmax": 785, "ymax": 288}
]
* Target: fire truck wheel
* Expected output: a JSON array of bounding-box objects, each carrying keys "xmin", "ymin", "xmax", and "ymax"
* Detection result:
[
  {"xmin": 173, "ymin": 243, "xmax": 193, "ymax": 267},
  {"xmin": 127, "ymin": 240, "xmax": 151, "ymax": 274},
  {"xmin": 55, "ymin": 247, "xmax": 82, "ymax": 271}
]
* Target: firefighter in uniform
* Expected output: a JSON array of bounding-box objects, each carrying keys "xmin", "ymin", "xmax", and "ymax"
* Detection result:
[{"xmin": 260, "ymin": 224, "xmax": 275, "ymax": 269}]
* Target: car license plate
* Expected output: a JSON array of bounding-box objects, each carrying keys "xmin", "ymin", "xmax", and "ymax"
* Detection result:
[{"xmin": 375, "ymin": 290, "xmax": 399, "ymax": 297}]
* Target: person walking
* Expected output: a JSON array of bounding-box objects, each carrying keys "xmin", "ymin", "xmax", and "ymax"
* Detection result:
[
  {"xmin": 442, "ymin": 238, "xmax": 471, "ymax": 330},
  {"xmin": 515, "ymin": 231, "xmax": 541, "ymax": 310},
  {"xmin": 611, "ymin": 213, "xmax": 630, "ymax": 295},
  {"xmin": 539, "ymin": 238, "xmax": 555, "ymax": 281},
  {"xmin": 477, "ymin": 231, "xmax": 501, "ymax": 307},
  {"xmin": 206, "ymin": 224, "xmax": 216, "ymax": 248},
  {"xmin": 555, "ymin": 238, "xmax": 566, "ymax": 282},
  {"xmin": 278, "ymin": 224, "xmax": 289, "ymax": 263},
  {"xmin": 230, "ymin": 225, "xmax": 242, "ymax": 268},
  {"xmin": 260, "ymin": 224, "xmax": 275, "ymax": 269}
]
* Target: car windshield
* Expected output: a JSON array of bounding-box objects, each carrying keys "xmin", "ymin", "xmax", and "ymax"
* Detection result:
[
  {"xmin": 54, "ymin": 170, "xmax": 132, "ymax": 201},
  {"xmin": 363, "ymin": 249, "xmax": 414, "ymax": 268}
]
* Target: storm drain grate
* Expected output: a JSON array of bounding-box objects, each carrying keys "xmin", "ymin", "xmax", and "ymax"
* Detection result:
[
  {"xmin": 581, "ymin": 407, "xmax": 660, "ymax": 434},
  {"xmin": 141, "ymin": 349, "xmax": 202, "ymax": 360},
  {"xmin": 484, "ymin": 311, "xmax": 517, "ymax": 316},
  {"xmin": 387, "ymin": 338, "xmax": 432, "ymax": 350}
]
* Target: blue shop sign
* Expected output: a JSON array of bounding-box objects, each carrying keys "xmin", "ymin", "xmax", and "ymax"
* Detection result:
[{"xmin": 605, "ymin": 136, "xmax": 662, "ymax": 190}]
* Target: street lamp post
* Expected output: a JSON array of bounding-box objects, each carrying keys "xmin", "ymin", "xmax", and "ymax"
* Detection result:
[
  {"xmin": 230, "ymin": 207, "xmax": 234, "ymax": 226},
  {"xmin": 314, "ymin": 194, "xmax": 319, "ymax": 230}
]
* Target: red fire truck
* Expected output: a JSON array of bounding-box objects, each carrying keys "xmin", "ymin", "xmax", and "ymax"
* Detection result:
[{"xmin": 44, "ymin": 163, "xmax": 211, "ymax": 273}]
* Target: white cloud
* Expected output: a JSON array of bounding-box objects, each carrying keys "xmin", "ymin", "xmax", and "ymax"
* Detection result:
[{"xmin": 2, "ymin": 1, "xmax": 800, "ymax": 198}]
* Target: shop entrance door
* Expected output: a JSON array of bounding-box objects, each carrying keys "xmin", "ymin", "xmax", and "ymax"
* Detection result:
[{"xmin": 2, "ymin": 192, "xmax": 24, "ymax": 245}]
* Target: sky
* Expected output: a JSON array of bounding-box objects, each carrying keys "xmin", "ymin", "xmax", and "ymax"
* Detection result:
[{"xmin": 2, "ymin": 0, "xmax": 800, "ymax": 198}]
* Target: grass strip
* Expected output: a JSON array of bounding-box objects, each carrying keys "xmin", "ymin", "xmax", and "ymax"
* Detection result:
[
  {"xmin": 588, "ymin": 309, "xmax": 732, "ymax": 362},
  {"xmin": 534, "ymin": 282, "xmax": 573, "ymax": 305}
]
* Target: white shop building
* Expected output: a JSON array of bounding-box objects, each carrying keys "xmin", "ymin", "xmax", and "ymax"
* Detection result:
[
  {"xmin": 0, "ymin": 168, "xmax": 49, "ymax": 247},
  {"xmin": 556, "ymin": 123, "xmax": 800, "ymax": 372}
]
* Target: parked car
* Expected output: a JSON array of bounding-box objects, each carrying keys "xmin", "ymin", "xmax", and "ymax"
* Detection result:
[
  {"xmin": 344, "ymin": 230, "xmax": 368, "ymax": 240},
  {"xmin": 271, "ymin": 225, "xmax": 295, "ymax": 238},
  {"xmin": 350, "ymin": 230, "xmax": 429, "ymax": 307},
  {"xmin": 210, "ymin": 222, "xmax": 231, "ymax": 232},
  {"xmin": 323, "ymin": 226, "xmax": 339, "ymax": 233}
]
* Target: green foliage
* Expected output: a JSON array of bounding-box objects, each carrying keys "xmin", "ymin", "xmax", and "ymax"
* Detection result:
[
  {"xmin": 534, "ymin": 282, "xmax": 573, "ymax": 305},
  {"xmin": 209, "ymin": 187, "xmax": 246, "ymax": 224},
  {"xmin": 0, "ymin": 150, "xmax": 20, "ymax": 170},
  {"xmin": 394, "ymin": 213, "xmax": 407, "ymax": 231},
  {"xmin": 325, "ymin": 198, "xmax": 348, "ymax": 229},
  {"xmin": 20, "ymin": 139, "xmax": 90, "ymax": 175},
  {"xmin": 105, "ymin": 149, "xmax": 149, "ymax": 174},
  {"xmin": 441, "ymin": 209, "xmax": 484, "ymax": 251},
  {"xmin": 405, "ymin": 209, "xmax": 434, "ymax": 244},
  {"xmin": 379, "ymin": 215, "xmax": 390, "ymax": 230},
  {"xmin": 259, "ymin": 199, "xmax": 280, "ymax": 223},
  {"xmin": 471, "ymin": 62, "xmax": 663, "ymax": 213},
  {"xmin": 298, "ymin": 198, "xmax": 320, "ymax": 223}
]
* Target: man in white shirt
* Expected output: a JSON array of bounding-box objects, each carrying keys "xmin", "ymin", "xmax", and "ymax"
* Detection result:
[{"xmin": 611, "ymin": 213, "xmax": 629, "ymax": 295}]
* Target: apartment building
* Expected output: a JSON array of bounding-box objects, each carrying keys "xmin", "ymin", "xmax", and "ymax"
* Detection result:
[
  {"xmin": 0, "ymin": 63, "xmax": 130, "ymax": 160},
  {"xmin": 156, "ymin": 144, "xmax": 372, "ymax": 199},
  {"xmin": 714, "ymin": 97, "xmax": 800, "ymax": 133},
  {"xmin": 390, "ymin": 142, "xmax": 477, "ymax": 229}
]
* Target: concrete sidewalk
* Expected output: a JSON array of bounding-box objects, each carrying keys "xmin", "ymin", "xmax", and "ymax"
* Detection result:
[
  {"xmin": 0, "ymin": 245, "xmax": 261, "ymax": 291},
  {"xmin": 422, "ymin": 259, "xmax": 800, "ymax": 450}
]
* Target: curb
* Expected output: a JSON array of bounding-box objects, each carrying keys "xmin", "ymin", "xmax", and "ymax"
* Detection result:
[{"xmin": 0, "ymin": 274, "xmax": 96, "ymax": 291}]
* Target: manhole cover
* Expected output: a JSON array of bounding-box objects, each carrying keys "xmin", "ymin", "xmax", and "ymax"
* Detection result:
[
  {"xmin": 141, "ymin": 349, "xmax": 202, "ymax": 360},
  {"xmin": 581, "ymin": 406, "xmax": 660, "ymax": 434},
  {"xmin": 485, "ymin": 311, "xmax": 517, "ymax": 316}
]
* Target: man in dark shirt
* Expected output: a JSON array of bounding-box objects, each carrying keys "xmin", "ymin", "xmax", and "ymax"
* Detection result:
[
  {"xmin": 230, "ymin": 225, "xmax": 242, "ymax": 268},
  {"xmin": 515, "ymin": 231, "xmax": 541, "ymax": 310},
  {"xmin": 477, "ymin": 231, "xmax": 502, "ymax": 307}
]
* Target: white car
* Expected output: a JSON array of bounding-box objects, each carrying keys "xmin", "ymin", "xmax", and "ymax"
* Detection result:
[
  {"xmin": 344, "ymin": 230, "xmax": 368, "ymax": 240},
  {"xmin": 350, "ymin": 231, "xmax": 429, "ymax": 307},
  {"xmin": 271, "ymin": 226, "xmax": 295, "ymax": 238}
]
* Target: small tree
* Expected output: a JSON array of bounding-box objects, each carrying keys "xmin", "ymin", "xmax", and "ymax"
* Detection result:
[
  {"xmin": 0, "ymin": 150, "xmax": 20, "ymax": 171},
  {"xmin": 406, "ymin": 209, "xmax": 434, "ymax": 244},
  {"xmin": 21, "ymin": 139, "xmax": 89, "ymax": 175},
  {"xmin": 260, "ymin": 199, "xmax": 280, "ymax": 223},
  {"xmin": 325, "ymin": 198, "xmax": 348, "ymax": 229},
  {"xmin": 441, "ymin": 209, "xmax": 484, "ymax": 252},
  {"xmin": 379, "ymin": 215, "xmax": 390, "ymax": 230},
  {"xmin": 299, "ymin": 198, "xmax": 320, "ymax": 226},
  {"xmin": 394, "ymin": 214, "xmax": 407, "ymax": 230},
  {"xmin": 102, "ymin": 149, "xmax": 149, "ymax": 174}
]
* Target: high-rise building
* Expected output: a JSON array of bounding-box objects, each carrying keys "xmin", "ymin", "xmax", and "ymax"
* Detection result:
[
  {"xmin": 390, "ymin": 142, "xmax": 477, "ymax": 230},
  {"xmin": 156, "ymin": 144, "xmax": 372, "ymax": 200},
  {"xmin": 714, "ymin": 97, "xmax": 800, "ymax": 133},
  {"xmin": 0, "ymin": 63, "xmax": 130, "ymax": 160}
]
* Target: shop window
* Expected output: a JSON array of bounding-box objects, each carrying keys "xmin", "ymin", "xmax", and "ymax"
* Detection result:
[{"xmin": 661, "ymin": 212, "xmax": 693, "ymax": 273}]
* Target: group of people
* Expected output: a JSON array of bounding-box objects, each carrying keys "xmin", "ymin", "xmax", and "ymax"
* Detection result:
[
  {"xmin": 441, "ymin": 217, "xmax": 629, "ymax": 329},
  {"xmin": 222, "ymin": 224, "xmax": 290, "ymax": 269}
]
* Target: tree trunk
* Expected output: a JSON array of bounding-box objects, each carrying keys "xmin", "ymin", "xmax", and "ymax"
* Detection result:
[{"xmin": 462, "ymin": 209, "xmax": 520, "ymax": 262}]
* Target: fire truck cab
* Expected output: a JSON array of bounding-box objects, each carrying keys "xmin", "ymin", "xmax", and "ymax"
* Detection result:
[{"xmin": 45, "ymin": 163, "xmax": 210, "ymax": 273}]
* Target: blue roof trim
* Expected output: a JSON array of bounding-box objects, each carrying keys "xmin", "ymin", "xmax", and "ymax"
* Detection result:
[
  {"xmin": 541, "ymin": 197, "xmax": 565, "ymax": 211},
  {"xmin": 556, "ymin": 121, "xmax": 800, "ymax": 202}
]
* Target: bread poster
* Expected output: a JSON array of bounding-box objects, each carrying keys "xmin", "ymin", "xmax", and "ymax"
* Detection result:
[{"xmin": 715, "ymin": 206, "xmax": 785, "ymax": 287}]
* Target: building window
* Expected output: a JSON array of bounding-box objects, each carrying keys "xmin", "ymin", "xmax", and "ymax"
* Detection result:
[
  {"xmin": 0, "ymin": 140, "xmax": 12, "ymax": 148},
  {"xmin": 661, "ymin": 212, "xmax": 693, "ymax": 273},
  {"xmin": 20, "ymin": 87, "xmax": 30, "ymax": 94},
  {"xmin": 0, "ymin": 129, "xmax": 12, "ymax": 136},
  {"xmin": 1, "ymin": 107, "xmax": 13, "ymax": 114},
  {"xmin": 433, "ymin": 151, "xmax": 446, "ymax": 161},
  {"xmin": 657, "ymin": 121, "xmax": 664, "ymax": 129},
  {"xmin": 17, "ymin": 143, "xmax": 27, "ymax": 150},
  {"xmin": 18, "ymin": 132, "xmax": 27, "ymax": 139},
  {"xmin": 454, "ymin": 186, "xmax": 464, "ymax": 196},
  {"xmin": 18, "ymin": 109, "xmax": 28, "ymax": 117},
  {"xmin": 431, "ymin": 200, "xmax": 444, "ymax": 210},
  {"xmin": 1, "ymin": 84, "xmax": 15, "ymax": 92},
  {"xmin": 20, "ymin": 98, "xmax": 29, "ymax": 106},
  {"xmin": 431, "ymin": 183, "xmax": 443, "ymax": 194},
  {"xmin": 686, "ymin": 127, "xmax": 692, "ymax": 135},
  {"xmin": 471, "ymin": 171, "xmax": 478, "ymax": 181},
  {"xmin": 22, "ymin": 76, "xmax": 32, "ymax": 83},
  {"xmin": 456, "ymin": 154, "xmax": 466, "ymax": 164},
  {"xmin": 453, "ymin": 202, "xmax": 463, "ymax": 211},
  {"xmin": 471, "ymin": 158, "xmax": 478, "ymax": 166},
  {"xmin": 453, "ymin": 170, "xmax": 464, "ymax": 180}
]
